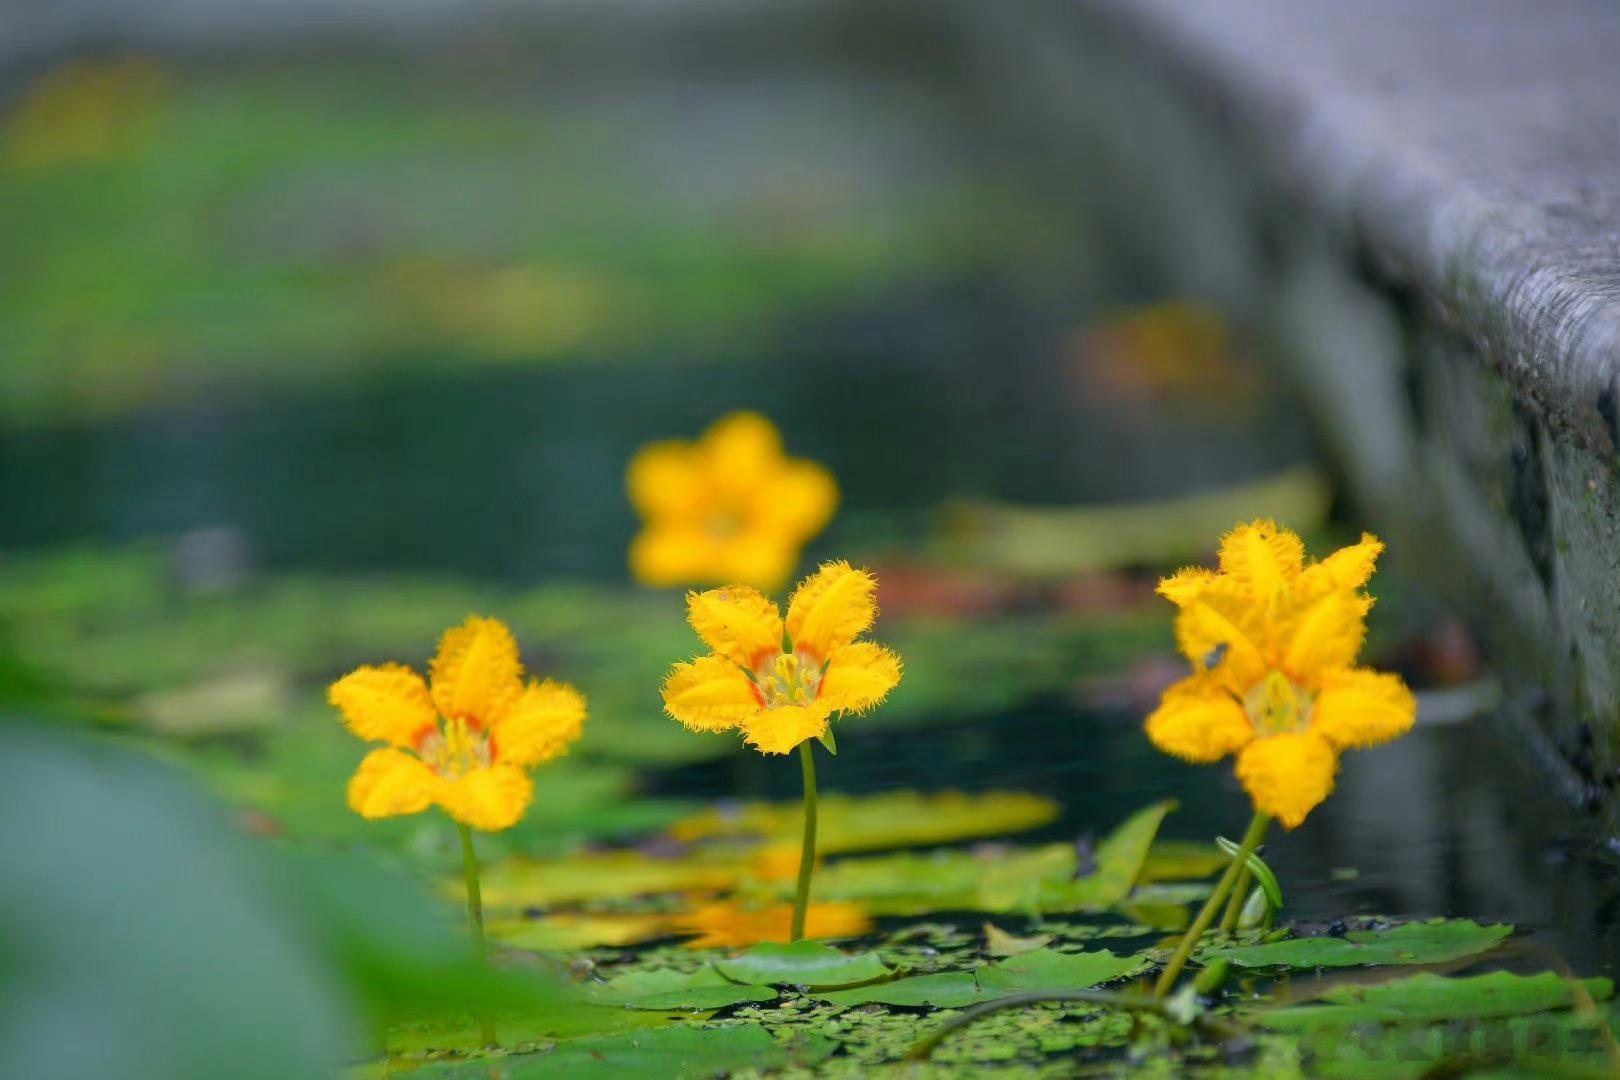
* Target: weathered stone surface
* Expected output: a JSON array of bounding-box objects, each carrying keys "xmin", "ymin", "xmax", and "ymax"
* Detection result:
[{"xmin": 1033, "ymin": 0, "xmax": 1620, "ymax": 812}]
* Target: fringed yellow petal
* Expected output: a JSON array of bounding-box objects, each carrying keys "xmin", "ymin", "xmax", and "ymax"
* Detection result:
[
  {"xmin": 759, "ymin": 460, "xmax": 838, "ymax": 537},
  {"xmin": 1157, "ymin": 567, "xmax": 1217, "ymax": 607},
  {"xmin": 1235, "ymin": 731, "xmax": 1338, "ymax": 829},
  {"xmin": 1302, "ymin": 532, "xmax": 1384, "ymax": 592},
  {"xmin": 1172, "ymin": 586, "xmax": 1268, "ymax": 691},
  {"xmin": 662, "ymin": 655, "xmax": 762, "ymax": 732},
  {"xmin": 430, "ymin": 615, "xmax": 523, "ymax": 726},
  {"xmin": 626, "ymin": 440, "xmax": 704, "ymax": 521},
  {"xmin": 786, "ymin": 561, "xmax": 877, "ymax": 662},
  {"xmin": 687, "ymin": 586, "xmax": 785, "ymax": 669},
  {"xmin": 1312, "ymin": 668, "xmax": 1417, "ymax": 749},
  {"xmin": 438, "ymin": 764, "xmax": 534, "ymax": 832},
  {"xmin": 818, "ymin": 642, "xmax": 902, "ymax": 715},
  {"xmin": 1280, "ymin": 589, "xmax": 1371, "ymax": 684},
  {"xmin": 494, "ymin": 679, "xmax": 587, "ymax": 766},
  {"xmin": 741, "ymin": 702, "xmax": 831, "ymax": 755},
  {"xmin": 713, "ymin": 531, "xmax": 800, "ymax": 591},
  {"xmin": 702, "ymin": 412, "xmax": 783, "ymax": 496},
  {"xmin": 1144, "ymin": 676, "xmax": 1253, "ymax": 762},
  {"xmin": 328, "ymin": 663, "xmax": 437, "ymax": 747},
  {"xmin": 347, "ymin": 747, "xmax": 440, "ymax": 819},
  {"xmin": 1217, "ymin": 520, "xmax": 1304, "ymax": 601}
]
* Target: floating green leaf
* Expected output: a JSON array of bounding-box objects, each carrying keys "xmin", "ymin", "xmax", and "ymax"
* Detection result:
[
  {"xmin": 984, "ymin": 922, "xmax": 1054, "ymax": 957},
  {"xmin": 713, "ymin": 941, "xmax": 893, "ymax": 988},
  {"xmin": 976, "ymin": 800, "xmax": 1175, "ymax": 913},
  {"xmin": 588, "ymin": 966, "xmax": 776, "ymax": 1011},
  {"xmin": 818, "ymin": 971, "xmax": 987, "ymax": 1010},
  {"xmin": 975, "ymin": 947, "xmax": 1153, "ymax": 993},
  {"xmin": 1263, "ymin": 971, "xmax": 1615, "ymax": 1029},
  {"xmin": 1207, "ymin": 919, "xmax": 1513, "ymax": 969}
]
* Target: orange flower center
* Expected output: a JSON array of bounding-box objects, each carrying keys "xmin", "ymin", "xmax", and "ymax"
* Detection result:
[
  {"xmin": 417, "ymin": 714, "xmax": 492, "ymax": 778},
  {"xmin": 752, "ymin": 651, "xmax": 823, "ymax": 709},
  {"xmin": 1243, "ymin": 671, "xmax": 1313, "ymax": 736}
]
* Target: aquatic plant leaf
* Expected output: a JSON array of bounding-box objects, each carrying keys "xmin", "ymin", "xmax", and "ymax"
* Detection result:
[
  {"xmin": 412, "ymin": 1024, "xmax": 835, "ymax": 1079},
  {"xmin": 975, "ymin": 947, "xmax": 1153, "ymax": 993},
  {"xmin": 1262, "ymin": 971, "xmax": 1614, "ymax": 1029},
  {"xmin": 817, "ymin": 970, "xmax": 987, "ymax": 1009},
  {"xmin": 669, "ymin": 789, "xmax": 1058, "ymax": 854},
  {"xmin": 487, "ymin": 912, "xmax": 675, "ymax": 951},
  {"xmin": 713, "ymin": 941, "xmax": 893, "ymax": 988},
  {"xmin": 984, "ymin": 922, "xmax": 1054, "ymax": 957},
  {"xmin": 1208, "ymin": 919, "xmax": 1512, "ymax": 969},
  {"xmin": 587, "ymin": 966, "xmax": 777, "ymax": 1010},
  {"xmin": 1060, "ymin": 800, "xmax": 1177, "ymax": 910},
  {"xmin": 940, "ymin": 466, "xmax": 1329, "ymax": 576},
  {"xmin": 808, "ymin": 849, "xmax": 989, "ymax": 914},
  {"xmin": 475, "ymin": 850, "xmax": 747, "ymax": 910},
  {"xmin": 1137, "ymin": 840, "xmax": 1228, "ymax": 883}
]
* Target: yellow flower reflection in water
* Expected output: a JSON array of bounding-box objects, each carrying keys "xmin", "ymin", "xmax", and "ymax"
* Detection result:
[
  {"xmin": 1146, "ymin": 521, "xmax": 1416, "ymax": 828},
  {"xmin": 329, "ymin": 616, "xmax": 586, "ymax": 831},
  {"xmin": 628, "ymin": 412, "xmax": 837, "ymax": 590},
  {"xmin": 674, "ymin": 901, "xmax": 872, "ymax": 949}
]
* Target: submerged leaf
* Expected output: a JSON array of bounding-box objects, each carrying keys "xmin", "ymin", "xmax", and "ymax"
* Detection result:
[
  {"xmin": 588, "ymin": 966, "xmax": 776, "ymax": 1011},
  {"xmin": 1208, "ymin": 919, "xmax": 1513, "ymax": 970},
  {"xmin": 1263, "ymin": 971, "xmax": 1615, "ymax": 1029},
  {"xmin": 713, "ymin": 941, "xmax": 893, "ymax": 988}
]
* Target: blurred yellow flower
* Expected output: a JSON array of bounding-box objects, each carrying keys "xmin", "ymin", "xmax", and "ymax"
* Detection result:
[
  {"xmin": 329, "ymin": 616, "xmax": 585, "ymax": 832},
  {"xmin": 1146, "ymin": 521, "xmax": 1415, "ymax": 828},
  {"xmin": 661, "ymin": 561, "xmax": 902, "ymax": 755},
  {"xmin": 3, "ymin": 57, "xmax": 168, "ymax": 169},
  {"xmin": 628, "ymin": 412, "xmax": 837, "ymax": 590},
  {"xmin": 674, "ymin": 900, "xmax": 872, "ymax": 949}
]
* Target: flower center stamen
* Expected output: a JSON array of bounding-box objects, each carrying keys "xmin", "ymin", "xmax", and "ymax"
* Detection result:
[
  {"xmin": 754, "ymin": 651, "xmax": 823, "ymax": 708},
  {"xmin": 418, "ymin": 715, "xmax": 493, "ymax": 778},
  {"xmin": 1244, "ymin": 670, "xmax": 1312, "ymax": 735}
]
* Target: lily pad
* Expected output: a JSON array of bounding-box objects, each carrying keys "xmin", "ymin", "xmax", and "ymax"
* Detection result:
[
  {"xmin": 1263, "ymin": 971, "xmax": 1615, "ymax": 1029},
  {"xmin": 817, "ymin": 970, "xmax": 987, "ymax": 1010},
  {"xmin": 976, "ymin": 800, "xmax": 1175, "ymax": 913},
  {"xmin": 588, "ymin": 966, "xmax": 777, "ymax": 1011},
  {"xmin": 984, "ymin": 923, "xmax": 1054, "ymax": 957},
  {"xmin": 975, "ymin": 947, "xmax": 1154, "ymax": 993},
  {"xmin": 713, "ymin": 941, "xmax": 893, "ymax": 988},
  {"xmin": 1207, "ymin": 919, "xmax": 1513, "ymax": 969}
]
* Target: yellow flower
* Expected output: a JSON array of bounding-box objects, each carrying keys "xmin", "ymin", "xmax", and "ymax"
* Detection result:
[
  {"xmin": 628, "ymin": 412, "xmax": 838, "ymax": 590},
  {"xmin": 1146, "ymin": 521, "xmax": 1416, "ymax": 828},
  {"xmin": 329, "ymin": 616, "xmax": 586, "ymax": 832},
  {"xmin": 660, "ymin": 561, "xmax": 902, "ymax": 755}
]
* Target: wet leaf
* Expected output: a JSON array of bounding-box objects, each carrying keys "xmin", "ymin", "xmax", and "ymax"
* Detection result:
[
  {"xmin": 713, "ymin": 941, "xmax": 893, "ymax": 988},
  {"xmin": 669, "ymin": 790, "xmax": 1058, "ymax": 855},
  {"xmin": 1208, "ymin": 919, "xmax": 1513, "ymax": 969},
  {"xmin": 1263, "ymin": 971, "xmax": 1614, "ymax": 1029},
  {"xmin": 818, "ymin": 970, "xmax": 987, "ymax": 1010},
  {"xmin": 975, "ymin": 947, "xmax": 1153, "ymax": 993},
  {"xmin": 588, "ymin": 966, "xmax": 777, "ymax": 1011},
  {"xmin": 983, "ymin": 923, "xmax": 1054, "ymax": 957}
]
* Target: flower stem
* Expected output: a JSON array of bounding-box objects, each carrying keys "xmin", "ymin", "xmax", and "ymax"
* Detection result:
[
  {"xmin": 1218, "ymin": 862, "xmax": 1253, "ymax": 933},
  {"xmin": 457, "ymin": 822, "xmax": 496, "ymax": 1047},
  {"xmin": 1154, "ymin": 811, "xmax": 1270, "ymax": 998},
  {"xmin": 790, "ymin": 740, "xmax": 820, "ymax": 942}
]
